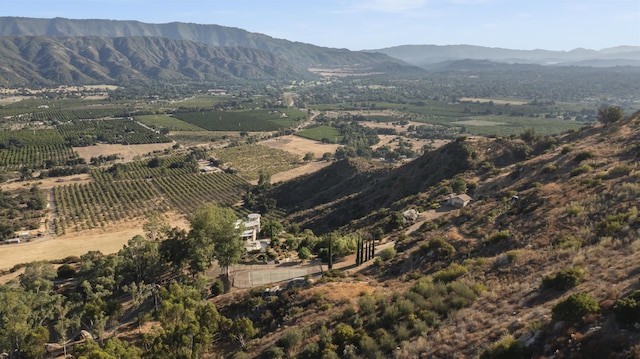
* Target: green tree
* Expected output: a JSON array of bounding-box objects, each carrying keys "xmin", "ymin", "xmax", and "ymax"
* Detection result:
[
  {"xmin": 303, "ymin": 152, "xmax": 315, "ymax": 161},
  {"xmin": 597, "ymin": 105, "xmax": 624, "ymax": 126},
  {"xmin": 231, "ymin": 317, "xmax": 257, "ymax": 350},
  {"xmin": 262, "ymin": 220, "xmax": 284, "ymax": 242},
  {"xmin": 189, "ymin": 203, "xmax": 244, "ymax": 276},
  {"xmin": 143, "ymin": 210, "xmax": 171, "ymax": 241},
  {"xmin": 118, "ymin": 235, "xmax": 163, "ymax": 286}
]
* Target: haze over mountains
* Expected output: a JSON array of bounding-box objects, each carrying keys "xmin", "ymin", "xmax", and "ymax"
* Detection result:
[{"xmin": 0, "ymin": 16, "xmax": 638, "ymax": 86}]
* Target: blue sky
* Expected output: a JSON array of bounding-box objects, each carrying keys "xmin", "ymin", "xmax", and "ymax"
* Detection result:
[{"xmin": 3, "ymin": 0, "xmax": 639, "ymax": 51}]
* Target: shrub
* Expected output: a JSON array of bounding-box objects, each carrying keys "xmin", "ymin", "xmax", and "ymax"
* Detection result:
[
  {"xmin": 277, "ymin": 328, "xmax": 304, "ymax": 352},
  {"xmin": 263, "ymin": 346, "xmax": 285, "ymax": 359},
  {"xmin": 608, "ymin": 165, "xmax": 632, "ymax": 178},
  {"xmin": 487, "ymin": 230, "xmax": 510, "ymax": 243},
  {"xmin": 574, "ymin": 151, "xmax": 594, "ymax": 162},
  {"xmin": 56, "ymin": 264, "xmax": 76, "ymax": 279},
  {"xmin": 561, "ymin": 145, "xmax": 573, "ymax": 154},
  {"xmin": 422, "ymin": 237, "xmax": 455, "ymax": 258},
  {"xmin": 297, "ymin": 246, "xmax": 311, "ymax": 260},
  {"xmin": 541, "ymin": 164, "xmax": 558, "ymax": 174},
  {"xmin": 570, "ymin": 164, "xmax": 593, "ymax": 177},
  {"xmin": 433, "ymin": 263, "xmax": 468, "ymax": 283},
  {"xmin": 379, "ymin": 247, "xmax": 397, "ymax": 261},
  {"xmin": 332, "ymin": 323, "xmax": 355, "ymax": 347},
  {"xmin": 552, "ymin": 292, "xmax": 600, "ymax": 323},
  {"xmin": 542, "ymin": 266, "xmax": 585, "ymax": 290},
  {"xmin": 210, "ymin": 279, "xmax": 225, "ymax": 297},
  {"xmin": 613, "ymin": 290, "xmax": 640, "ymax": 325},
  {"xmin": 480, "ymin": 334, "xmax": 528, "ymax": 359}
]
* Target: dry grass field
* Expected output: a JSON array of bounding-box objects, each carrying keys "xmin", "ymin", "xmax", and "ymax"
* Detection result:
[
  {"xmin": 260, "ymin": 135, "xmax": 341, "ymax": 158},
  {"xmin": 73, "ymin": 142, "xmax": 176, "ymax": 163},
  {"xmin": 0, "ymin": 212, "xmax": 189, "ymax": 271}
]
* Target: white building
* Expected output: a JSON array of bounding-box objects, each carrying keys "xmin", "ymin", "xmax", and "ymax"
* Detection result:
[{"xmin": 236, "ymin": 213, "xmax": 261, "ymax": 241}]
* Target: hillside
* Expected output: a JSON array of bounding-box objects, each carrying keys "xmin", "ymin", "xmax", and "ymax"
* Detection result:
[
  {"xmin": 369, "ymin": 44, "xmax": 640, "ymax": 68},
  {"xmin": 0, "ymin": 35, "xmax": 314, "ymax": 86},
  {"xmin": 0, "ymin": 17, "xmax": 419, "ymax": 75},
  {"xmin": 254, "ymin": 114, "xmax": 640, "ymax": 357},
  {"xmin": 1, "ymin": 111, "xmax": 640, "ymax": 358},
  {"xmin": 271, "ymin": 135, "xmax": 530, "ymax": 235}
]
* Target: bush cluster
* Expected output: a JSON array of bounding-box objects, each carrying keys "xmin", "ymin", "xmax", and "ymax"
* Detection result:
[
  {"xmin": 552, "ymin": 292, "xmax": 599, "ymax": 323},
  {"xmin": 541, "ymin": 266, "xmax": 585, "ymax": 290}
]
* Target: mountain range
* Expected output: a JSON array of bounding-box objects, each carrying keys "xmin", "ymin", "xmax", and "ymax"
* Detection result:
[
  {"xmin": 0, "ymin": 16, "xmax": 638, "ymax": 86},
  {"xmin": 368, "ymin": 44, "xmax": 640, "ymax": 68}
]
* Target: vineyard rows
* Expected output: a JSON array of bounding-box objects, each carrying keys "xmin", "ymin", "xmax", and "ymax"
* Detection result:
[
  {"xmin": 57, "ymin": 118, "xmax": 172, "ymax": 146},
  {"xmin": 0, "ymin": 144, "xmax": 78, "ymax": 170},
  {"xmin": 52, "ymin": 170, "xmax": 249, "ymax": 234},
  {"xmin": 173, "ymin": 109, "xmax": 299, "ymax": 132},
  {"xmin": 31, "ymin": 108, "xmax": 123, "ymax": 122}
]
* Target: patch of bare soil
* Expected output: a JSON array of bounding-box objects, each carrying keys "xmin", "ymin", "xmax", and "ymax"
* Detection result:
[
  {"xmin": 269, "ymin": 161, "xmax": 333, "ymax": 184},
  {"xmin": 73, "ymin": 143, "xmax": 176, "ymax": 163},
  {"xmin": 260, "ymin": 135, "xmax": 340, "ymax": 158},
  {"xmin": 0, "ymin": 174, "xmax": 93, "ymax": 192},
  {"xmin": 0, "ymin": 212, "xmax": 189, "ymax": 271}
]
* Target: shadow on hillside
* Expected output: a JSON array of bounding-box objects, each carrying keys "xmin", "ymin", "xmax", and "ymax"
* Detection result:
[{"xmin": 524, "ymin": 288, "xmax": 567, "ymax": 307}]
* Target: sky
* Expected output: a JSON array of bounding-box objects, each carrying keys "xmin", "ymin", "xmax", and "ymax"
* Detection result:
[{"xmin": 3, "ymin": 0, "xmax": 639, "ymax": 51}]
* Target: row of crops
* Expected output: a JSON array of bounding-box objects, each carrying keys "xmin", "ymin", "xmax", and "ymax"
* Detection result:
[
  {"xmin": 172, "ymin": 109, "xmax": 304, "ymax": 132},
  {"xmin": 57, "ymin": 118, "xmax": 171, "ymax": 146},
  {"xmin": 52, "ymin": 156, "xmax": 251, "ymax": 234},
  {"xmin": 0, "ymin": 144, "xmax": 79, "ymax": 170}
]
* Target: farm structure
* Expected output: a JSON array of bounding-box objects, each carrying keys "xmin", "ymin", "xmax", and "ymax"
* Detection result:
[{"xmin": 445, "ymin": 194, "xmax": 472, "ymax": 208}]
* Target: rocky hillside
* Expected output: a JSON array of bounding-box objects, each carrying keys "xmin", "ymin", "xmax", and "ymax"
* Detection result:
[
  {"xmin": 252, "ymin": 113, "xmax": 640, "ymax": 358},
  {"xmin": 0, "ymin": 35, "xmax": 315, "ymax": 86}
]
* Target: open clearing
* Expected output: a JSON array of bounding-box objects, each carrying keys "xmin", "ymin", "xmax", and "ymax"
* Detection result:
[
  {"xmin": 0, "ymin": 212, "xmax": 189, "ymax": 271},
  {"xmin": 260, "ymin": 135, "xmax": 340, "ymax": 158},
  {"xmin": 73, "ymin": 142, "xmax": 176, "ymax": 163},
  {"xmin": 268, "ymin": 161, "xmax": 333, "ymax": 184}
]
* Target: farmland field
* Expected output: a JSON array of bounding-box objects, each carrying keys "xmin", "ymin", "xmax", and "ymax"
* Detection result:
[
  {"xmin": 213, "ymin": 144, "xmax": 301, "ymax": 181},
  {"xmin": 296, "ymin": 125, "xmax": 343, "ymax": 142},
  {"xmin": 173, "ymin": 109, "xmax": 305, "ymax": 131},
  {"xmin": 261, "ymin": 135, "xmax": 341, "ymax": 158},
  {"xmin": 73, "ymin": 142, "xmax": 176, "ymax": 163},
  {"xmin": 135, "ymin": 114, "xmax": 205, "ymax": 131}
]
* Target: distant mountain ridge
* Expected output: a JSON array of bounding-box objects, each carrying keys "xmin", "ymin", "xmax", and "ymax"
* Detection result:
[
  {"xmin": 0, "ymin": 35, "xmax": 316, "ymax": 86},
  {"xmin": 368, "ymin": 44, "xmax": 640, "ymax": 68},
  {"xmin": 0, "ymin": 17, "xmax": 411, "ymax": 70}
]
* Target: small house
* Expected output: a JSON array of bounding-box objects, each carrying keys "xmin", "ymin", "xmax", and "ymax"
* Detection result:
[{"xmin": 446, "ymin": 194, "xmax": 472, "ymax": 208}]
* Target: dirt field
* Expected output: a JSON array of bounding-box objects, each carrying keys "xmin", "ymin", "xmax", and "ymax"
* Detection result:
[
  {"xmin": 0, "ymin": 174, "xmax": 92, "ymax": 192},
  {"xmin": 268, "ymin": 161, "xmax": 333, "ymax": 184},
  {"xmin": 73, "ymin": 143, "xmax": 176, "ymax": 163},
  {"xmin": 260, "ymin": 135, "xmax": 340, "ymax": 158},
  {"xmin": 0, "ymin": 213, "xmax": 189, "ymax": 271}
]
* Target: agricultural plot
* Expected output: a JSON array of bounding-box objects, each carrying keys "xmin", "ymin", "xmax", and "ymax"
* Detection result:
[
  {"xmin": 53, "ymin": 155, "xmax": 250, "ymax": 234},
  {"xmin": 0, "ymin": 144, "xmax": 79, "ymax": 171},
  {"xmin": 296, "ymin": 125, "xmax": 343, "ymax": 143},
  {"xmin": 31, "ymin": 108, "xmax": 122, "ymax": 122},
  {"xmin": 0, "ymin": 129, "xmax": 80, "ymax": 170},
  {"xmin": 173, "ymin": 109, "xmax": 303, "ymax": 132},
  {"xmin": 213, "ymin": 144, "xmax": 301, "ymax": 181},
  {"xmin": 135, "ymin": 114, "xmax": 205, "ymax": 131},
  {"xmin": 53, "ymin": 179, "xmax": 167, "ymax": 234},
  {"xmin": 153, "ymin": 172, "xmax": 249, "ymax": 214},
  {"xmin": 57, "ymin": 118, "xmax": 172, "ymax": 146}
]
